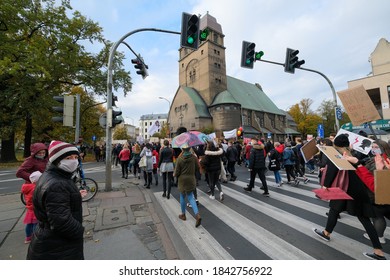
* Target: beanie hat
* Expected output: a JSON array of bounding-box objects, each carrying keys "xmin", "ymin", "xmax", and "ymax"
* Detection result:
[
  {"xmin": 48, "ymin": 140, "xmax": 79, "ymax": 164},
  {"xmin": 334, "ymin": 134, "xmax": 350, "ymax": 148},
  {"xmin": 29, "ymin": 171, "xmax": 42, "ymax": 183}
]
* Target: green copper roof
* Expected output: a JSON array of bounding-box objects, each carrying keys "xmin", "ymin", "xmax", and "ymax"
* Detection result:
[
  {"xmin": 211, "ymin": 76, "xmax": 284, "ymax": 115},
  {"xmin": 182, "ymin": 87, "xmax": 211, "ymax": 118}
]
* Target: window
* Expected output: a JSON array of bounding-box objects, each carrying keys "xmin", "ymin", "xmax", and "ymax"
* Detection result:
[
  {"xmin": 201, "ymin": 50, "xmax": 204, "ymax": 55},
  {"xmin": 144, "ymin": 122, "xmax": 147, "ymax": 126},
  {"xmin": 145, "ymin": 128, "xmax": 147, "ymax": 133},
  {"xmin": 213, "ymin": 33, "xmax": 218, "ymax": 43}
]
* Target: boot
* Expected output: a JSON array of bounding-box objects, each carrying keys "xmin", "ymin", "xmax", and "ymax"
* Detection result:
[
  {"xmin": 179, "ymin": 213, "xmax": 186, "ymax": 221},
  {"xmin": 162, "ymin": 192, "xmax": 166, "ymax": 197},
  {"xmin": 195, "ymin": 213, "xmax": 202, "ymax": 227}
]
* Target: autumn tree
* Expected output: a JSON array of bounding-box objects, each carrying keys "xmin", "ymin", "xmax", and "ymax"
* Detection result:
[
  {"xmin": 0, "ymin": 0, "xmax": 132, "ymax": 162},
  {"xmin": 288, "ymin": 98, "xmax": 322, "ymax": 137},
  {"xmin": 113, "ymin": 126, "xmax": 129, "ymax": 140}
]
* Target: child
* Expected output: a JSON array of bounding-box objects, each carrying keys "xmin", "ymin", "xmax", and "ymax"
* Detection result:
[{"xmin": 21, "ymin": 171, "xmax": 41, "ymax": 244}]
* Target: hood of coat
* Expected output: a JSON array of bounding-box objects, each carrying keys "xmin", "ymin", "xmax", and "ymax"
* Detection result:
[
  {"xmin": 252, "ymin": 143, "xmax": 265, "ymax": 150},
  {"xmin": 30, "ymin": 143, "xmax": 48, "ymax": 156},
  {"xmin": 205, "ymin": 149, "xmax": 223, "ymax": 156}
]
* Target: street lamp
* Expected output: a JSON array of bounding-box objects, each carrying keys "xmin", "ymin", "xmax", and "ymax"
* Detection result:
[{"xmin": 158, "ymin": 97, "xmax": 171, "ymax": 137}]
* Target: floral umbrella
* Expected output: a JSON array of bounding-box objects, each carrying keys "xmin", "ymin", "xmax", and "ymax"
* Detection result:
[{"xmin": 171, "ymin": 131, "xmax": 210, "ymax": 148}]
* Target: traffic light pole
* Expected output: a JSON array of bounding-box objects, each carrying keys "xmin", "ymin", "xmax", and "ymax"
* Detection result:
[
  {"xmin": 105, "ymin": 28, "xmax": 180, "ymax": 191},
  {"xmin": 259, "ymin": 59, "xmax": 340, "ymax": 132}
]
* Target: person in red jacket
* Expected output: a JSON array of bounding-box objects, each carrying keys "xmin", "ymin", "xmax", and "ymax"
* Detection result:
[
  {"xmin": 152, "ymin": 146, "xmax": 159, "ymax": 186},
  {"xmin": 118, "ymin": 144, "xmax": 131, "ymax": 179},
  {"xmin": 21, "ymin": 171, "xmax": 42, "ymax": 244},
  {"xmin": 16, "ymin": 142, "xmax": 48, "ymax": 183}
]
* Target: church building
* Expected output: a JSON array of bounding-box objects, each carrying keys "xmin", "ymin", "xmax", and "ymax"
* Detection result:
[{"xmin": 168, "ymin": 12, "xmax": 298, "ymax": 141}]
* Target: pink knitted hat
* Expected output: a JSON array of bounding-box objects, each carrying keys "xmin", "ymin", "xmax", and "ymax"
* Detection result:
[{"xmin": 48, "ymin": 140, "xmax": 79, "ymax": 164}]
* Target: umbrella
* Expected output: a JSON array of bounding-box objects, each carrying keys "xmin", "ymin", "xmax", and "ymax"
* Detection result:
[{"xmin": 171, "ymin": 131, "xmax": 210, "ymax": 148}]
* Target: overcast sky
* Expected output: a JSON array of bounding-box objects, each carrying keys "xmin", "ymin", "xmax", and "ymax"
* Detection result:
[{"xmin": 69, "ymin": 0, "xmax": 390, "ymax": 125}]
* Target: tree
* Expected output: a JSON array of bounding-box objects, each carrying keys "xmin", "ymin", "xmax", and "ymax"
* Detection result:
[
  {"xmin": 288, "ymin": 98, "xmax": 322, "ymax": 138},
  {"xmin": 0, "ymin": 0, "xmax": 132, "ymax": 162},
  {"xmin": 113, "ymin": 126, "xmax": 129, "ymax": 140}
]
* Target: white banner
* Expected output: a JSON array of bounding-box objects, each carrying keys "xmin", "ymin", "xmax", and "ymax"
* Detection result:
[
  {"xmin": 336, "ymin": 129, "xmax": 374, "ymax": 155},
  {"xmin": 208, "ymin": 132, "xmax": 216, "ymax": 140},
  {"xmin": 148, "ymin": 120, "xmax": 161, "ymax": 136},
  {"xmin": 223, "ymin": 128, "xmax": 237, "ymax": 139}
]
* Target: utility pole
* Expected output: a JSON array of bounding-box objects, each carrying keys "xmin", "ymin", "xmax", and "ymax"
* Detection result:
[
  {"xmin": 105, "ymin": 28, "xmax": 180, "ymax": 191},
  {"xmin": 258, "ymin": 58, "xmax": 340, "ymax": 131}
]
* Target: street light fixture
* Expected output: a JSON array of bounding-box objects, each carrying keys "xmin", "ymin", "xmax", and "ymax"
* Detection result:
[{"xmin": 158, "ymin": 97, "xmax": 171, "ymax": 138}]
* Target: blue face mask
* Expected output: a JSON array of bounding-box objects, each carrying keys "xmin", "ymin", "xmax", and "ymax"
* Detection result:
[
  {"xmin": 371, "ymin": 148, "xmax": 382, "ymax": 155},
  {"xmin": 35, "ymin": 155, "xmax": 45, "ymax": 159}
]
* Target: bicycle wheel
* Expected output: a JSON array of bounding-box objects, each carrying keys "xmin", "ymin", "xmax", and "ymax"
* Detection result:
[{"xmin": 79, "ymin": 178, "xmax": 98, "ymax": 202}]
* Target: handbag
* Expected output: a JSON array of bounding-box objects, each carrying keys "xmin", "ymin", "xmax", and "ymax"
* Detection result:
[
  {"xmin": 139, "ymin": 155, "xmax": 147, "ymax": 168},
  {"xmin": 320, "ymin": 165, "xmax": 349, "ymax": 192}
]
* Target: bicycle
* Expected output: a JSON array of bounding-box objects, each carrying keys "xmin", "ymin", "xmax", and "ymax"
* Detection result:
[{"xmin": 20, "ymin": 165, "xmax": 98, "ymax": 205}]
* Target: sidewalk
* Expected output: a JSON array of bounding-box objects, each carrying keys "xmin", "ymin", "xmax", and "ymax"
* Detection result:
[{"xmin": 0, "ymin": 177, "xmax": 179, "ymax": 260}]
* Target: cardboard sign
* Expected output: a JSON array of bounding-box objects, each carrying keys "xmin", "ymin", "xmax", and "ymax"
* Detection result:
[
  {"xmin": 300, "ymin": 138, "xmax": 319, "ymax": 163},
  {"xmin": 317, "ymin": 145, "xmax": 356, "ymax": 170},
  {"xmin": 336, "ymin": 128, "xmax": 374, "ymax": 155},
  {"xmin": 337, "ymin": 85, "xmax": 381, "ymax": 126},
  {"xmin": 374, "ymin": 170, "xmax": 390, "ymax": 204}
]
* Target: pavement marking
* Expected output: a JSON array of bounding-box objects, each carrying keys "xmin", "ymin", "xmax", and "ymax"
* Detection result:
[{"xmin": 154, "ymin": 191, "xmax": 234, "ymax": 260}]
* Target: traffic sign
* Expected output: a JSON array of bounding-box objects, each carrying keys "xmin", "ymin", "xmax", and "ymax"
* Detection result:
[
  {"xmin": 335, "ymin": 107, "xmax": 342, "ymax": 120},
  {"xmin": 317, "ymin": 124, "xmax": 324, "ymax": 138},
  {"xmin": 99, "ymin": 113, "xmax": 107, "ymax": 128}
]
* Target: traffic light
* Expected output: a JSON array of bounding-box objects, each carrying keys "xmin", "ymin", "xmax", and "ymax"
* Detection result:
[
  {"xmin": 237, "ymin": 126, "xmax": 244, "ymax": 139},
  {"xmin": 284, "ymin": 48, "xmax": 305, "ymax": 74},
  {"xmin": 255, "ymin": 51, "xmax": 264, "ymax": 61},
  {"xmin": 199, "ymin": 28, "xmax": 209, "ymax": 42},
  {"xmin": 181, "ymin": 12, "xmax": 199, "ymax": 50},
  {"xmin": 111, "ymin": 110, "xmax": 123, "ymax": 128},
  {"xmin": 241, "ymin": 41, "xmax": 256, "ymax": 69},
  {"xmin": 52, "ymin": 95, "xmax": 74, "ymax": 127},
  {"xmin": 131, "ymin": 55, "xmax": 149, "ymax": 80}
]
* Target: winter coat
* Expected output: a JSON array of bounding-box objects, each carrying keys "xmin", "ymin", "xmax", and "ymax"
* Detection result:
[
  {"xmin": 201, "ymin": 148, "xmax": 223, "ymax": 173},
  {"xmin": 226, "ymin": 145, "xmax": 238, "ymax": 162},
  {"xmin": 152, "ymin": 150, "xmax": 159, "ymax": 169},
  {"xmin": 248, "ymin": 143, "xmax": 266, "ymax": 170},
  {"xmin": 323, "ymin": 158, "xmax": 375, "ymax": 217},
  {"xmin": 245, "ymin": 144, "xmax": 252, "ymax": 159},
  {"xmin": 283, "ymin": 147, "xmax": 296, "ymax": 166},
  {"xmin": 118, "ymin": 148, "xmax": 131, "ymax": 161},
  {"xmin": 140, "ymin": 147, "xmax": 153, "ymax": 171},
  {"xmin": 27, "ymin": 164, "xmax": 84, "ymax": 260},
  {"xmin": 158, "ymin": 146, "xmax": 174, "ymax": 173},
  {"xmin": 21, "ymin": 182, "xmax": 36, "ymax": 211},
  {"xmin": 16, "ymin": 143, "xmax": 48, "ymax": 183},
  {"xmin": 174, "ymin": 153, "xmax": 199, "ymax": 194}
]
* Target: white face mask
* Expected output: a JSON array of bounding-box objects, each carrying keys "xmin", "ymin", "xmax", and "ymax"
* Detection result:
[{"xmin": 58, "ymin": 159, "xmax": 79, "ymax": 173}]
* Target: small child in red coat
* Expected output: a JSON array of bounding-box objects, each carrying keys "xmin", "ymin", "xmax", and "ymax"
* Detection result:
[{"xmin": 21, "ymin": 171, "xmax": 42, "ymax": 244}]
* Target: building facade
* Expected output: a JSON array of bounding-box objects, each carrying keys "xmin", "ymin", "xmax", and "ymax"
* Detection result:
[
  {"xmin": 345, "ymin": 38, "xmax": 390, "ymax": 136},
  {"xmin": 168, "ymin": 12, "xmax": 297, "ymax": 142},
  {"xmin": 139, "ymin": 113, "xmax": 168, "ymax": 140}
]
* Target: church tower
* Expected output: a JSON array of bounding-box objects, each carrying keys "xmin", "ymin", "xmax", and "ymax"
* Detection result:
[{"xmin": 178, "ymin": 12, "xmax": 227, "ymax": 106}]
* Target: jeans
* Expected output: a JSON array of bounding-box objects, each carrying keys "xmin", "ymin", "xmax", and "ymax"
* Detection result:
[
  {"xmin": 273, "ymin": 170, "xmax": 282, "ymax": 184},
  {"xmin": 25, "ymin": 223, "xmax": 37, "ymax": 238},
  {"xmin": 180, "ymin": 191, "xmax": 199, "ymax": 215}
]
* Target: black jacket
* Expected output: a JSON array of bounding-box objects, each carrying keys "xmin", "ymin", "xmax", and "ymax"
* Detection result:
[
  {"xmin": 249, "ymin": 143, "xmax": 266, "ymax": 169},
  {"xmin": 158, "ymin": 146, "xmax": 174, "ymax": 167},
  {"xmin": 201, "ymin": 149, "xmax": 223, "ymax": 173},
  {"xmin": 27, "ymin": 164, "xmax": 84, "ymax": 260},
  {"xmin": 226, "ymin": 145, "xmax": 238, "ymax": 162}
]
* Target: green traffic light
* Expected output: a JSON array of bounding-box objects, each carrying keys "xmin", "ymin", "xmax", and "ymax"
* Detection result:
[
  {"xmin": 246, "ymin": 58, "xmax": 251, "ymax": 65},
  {"xmin": 187, "ymin": 36, "xmax": 194, "ymax": 45},
  {"xmin": 200, "ymin": 28, "xmax": 209, "ymax": 41},
  {"xmin": 255, "ymin": 51, "xmax": 264, "ymax": 60}
]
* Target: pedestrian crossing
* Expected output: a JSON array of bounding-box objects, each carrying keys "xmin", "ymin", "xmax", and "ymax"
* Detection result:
[{"xmin": 153, "ymin": 171, "xmax": 390, "ymax": 260}]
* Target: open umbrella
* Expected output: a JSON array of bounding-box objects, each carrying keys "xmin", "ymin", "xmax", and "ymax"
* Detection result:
[
  {"xmin": 352, "ymin": 128, "xmax": 388, "ymax": 136},
  {"xmin": 171, "ymin": 131, "xmax": 210, "ymax": 148}
]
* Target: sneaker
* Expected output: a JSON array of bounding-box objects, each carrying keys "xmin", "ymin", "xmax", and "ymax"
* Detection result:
[
  {"xmin": 363, "ymin": 252, "xmax": 386, "ymax": 260},
  {"xmin": 24, "ymin": 237, "xmax": 32, "ymax": 244},
  {"xmin": 312, "ymin": 228, "xmax": 330, "ymax": 242},
  {"xmin": 276, "ymin": 183, "xmax": 281, "ymax": 187},
  {"xmin": 280, "ymin": 181, "xmax": 284, "ymax": 185},
  {"xmin": 243, "ymin": 187, "xmax": 252, "ymax": 193},
  {"xmin": 206, "ymin": 189, "xmax": 212, "ymax": 195},
  {"xmin": 196, "ymin": 200, "xmax": 199, "ymax": 206},
  {"xmin": 304, "ymin": 178, "xmax": 309, "ymax": 184},
  {"xmin": 363, "ymin": 233, "xmax": 386, "ymax": 244},
  {"xmin": 294, "ymin": 179, "xmax": 300, "ymax": 186},
  {"xmin": 262, "ymin": 192, "xmax": 270, "ymax": 197},
  {"xmin": 220, "ymin": 192, "xmax": 224, "ymax": 201},
  {"xmin": 209, "ymin": 195, "xmax": 215, "ymax": 200},
  {"xmin": 187, "ymin": 202, "xmax": 192, "ymax": 208},
  {"xmin": 309, "ymin": 170, "xmax": 315, "ymax": 174}
]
